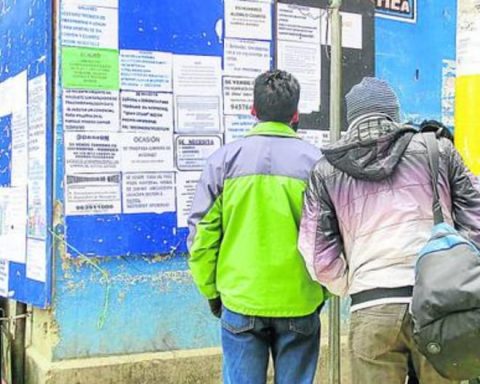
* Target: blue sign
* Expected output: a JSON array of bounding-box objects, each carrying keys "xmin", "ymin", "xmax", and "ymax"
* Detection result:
[{"xmin": 376, "ymin": 0, "xmax": 416, "ymax": 23}]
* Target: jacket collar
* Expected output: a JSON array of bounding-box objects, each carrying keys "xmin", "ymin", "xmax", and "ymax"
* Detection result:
[{"xmin": 246, "ymin": 121, "xmax": 298, "ymax": 138}]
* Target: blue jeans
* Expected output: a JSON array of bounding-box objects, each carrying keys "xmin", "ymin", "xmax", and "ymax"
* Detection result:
[{"xmin": 221, "ymin": 307, "xmax": 321, "ymax": 384}]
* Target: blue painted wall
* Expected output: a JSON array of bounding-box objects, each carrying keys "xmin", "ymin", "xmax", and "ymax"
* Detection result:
[
  {"xmin": 51, "ymin": 0, "xmax": 457, "ymax": 360},
  {"xmin": 376, "ymin": 0, "xmax": 457, "ymax": 124}
]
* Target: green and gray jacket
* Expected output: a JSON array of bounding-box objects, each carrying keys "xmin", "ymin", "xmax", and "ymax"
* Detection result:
[{"xmin": 187, "ymin": 122, "xmax": 326, "ymax": 317}]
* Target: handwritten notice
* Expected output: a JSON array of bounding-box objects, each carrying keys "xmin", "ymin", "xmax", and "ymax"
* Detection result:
[{"xmin": 277, "ymin": 3, "xmax": 321, "ymax": 43}]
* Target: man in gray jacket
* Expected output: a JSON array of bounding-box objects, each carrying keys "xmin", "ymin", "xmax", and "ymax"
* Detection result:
[{"xmin": 298, "ymin": 77, "xmax": 480, "ymax": 383}]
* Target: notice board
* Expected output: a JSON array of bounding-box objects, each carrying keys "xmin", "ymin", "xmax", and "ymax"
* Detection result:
[
  {"xmin": 0, "ymin": 0, "xmax": 53, "ymax": 307},
  {"xmin": 58, "ymin": 0, "xmax": 374, "ymax": 259}
]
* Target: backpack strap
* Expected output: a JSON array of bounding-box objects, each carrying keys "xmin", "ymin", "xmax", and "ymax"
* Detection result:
[{"xmin": 424, "ymin": 132, "xmax": 445, "ymax": 225}]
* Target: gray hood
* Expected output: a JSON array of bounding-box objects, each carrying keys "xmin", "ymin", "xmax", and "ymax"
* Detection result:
[{"xmin": 322, "ymin": 116, "xmax": 417, "ymax": 181}]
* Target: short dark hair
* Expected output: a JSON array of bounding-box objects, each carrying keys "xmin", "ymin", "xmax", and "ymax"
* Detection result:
[{"xmin": 253, "ymin": 70, "xmax": 300, "ymax": 124}]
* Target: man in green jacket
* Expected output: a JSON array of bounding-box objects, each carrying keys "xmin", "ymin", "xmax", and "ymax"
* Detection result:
[{"xmin": 188, "ymin": 70, "xmax": 326, "ymax": 384}]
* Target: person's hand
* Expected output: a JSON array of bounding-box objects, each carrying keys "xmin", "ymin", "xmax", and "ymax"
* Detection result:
[{"xmin": 208, "ymin": 297, "xmax": 222, "ymax": 318}]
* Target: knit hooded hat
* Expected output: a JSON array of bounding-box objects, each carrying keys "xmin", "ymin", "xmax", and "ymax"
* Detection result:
[{"xmin": 345, "ymin": 77, "xmax": 400, "ymax": 125}]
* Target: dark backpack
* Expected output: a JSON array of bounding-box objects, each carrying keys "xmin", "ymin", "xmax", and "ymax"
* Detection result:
[{"xmin": 411, "ymin": 133, "xmax": 480, "ymax": 380}]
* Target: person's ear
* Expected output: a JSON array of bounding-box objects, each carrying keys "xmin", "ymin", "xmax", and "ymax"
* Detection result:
[
  {"xmin": 251, "ymin": 106, "xmax": 257, "ymax": 118},
  {"xmin": 291, "ymin": 111, "xmax": 299, "ymax": 124}
]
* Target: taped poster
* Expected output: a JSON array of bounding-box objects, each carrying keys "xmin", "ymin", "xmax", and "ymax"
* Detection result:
[
  {"xmin": 10, "ymin": 71, "xmax": 28, "ymax": 187},
  {"xmin": 28, "ymin": 75, "xmax": 47, "ymax": 239},
  {"xmin": 120, "ymin": 50, "xmax": 172, "ymax": 92},
  {"xmin": 11, "ymin": 108, "xmax": 28, "ymax": 187},
  {"xmin": 62, "ymin": 47, "xmax": 119, "ymax": 90},
  {"xmin": 0, "ymin": 259, "xmax": 8, "ymax": 297},
  {"xmin": 457, "ymin": 19, "xmax": 480, "ymax": 76},
  {"xmin": 26, "ymin": 239, "xmax": 47, "ymax": 282},
  {"xmin": 64, "ymin": 132, "xmax": 121, "ymax": 173},
  {"xmin": 277, "ymin": 3, "xmax": 321, "ymax": 44},
  {"xmin": 176, "ymin": 172, "xmax": 201, "ymax": 228},
  {"xmin": 225, "ymin": 0, "xmax": 272, "ymax": 40},
  {"xmin": 224, "ymin": 39, "xmax": 271, "ymax": 77},
  {"xmin": 0, "ymin": 187, "xmax": 27, "ymax": 263},
  {"xmin": 175, "ymin": 135, "xmax": 223, "ymax": 171},
  {"xmin": 120, "ymin": 132, "xmax": 174, "ymax": 172},
  {"xmin": 121, "ymin": 91, "xmax": 173, "ymax": 132},
  {"xmin": 61, "ymin": 3, "xmax": 118, "ymax": 49},
  {"xmin": 224, "ymin": 115, "xmax": 256, "ymax": 143},
  {"xmin": 63, "ymin": 89, "xmax": 120, "ymax": 132},
  {"xmin": 441, "ymin": 60, "xmax": 456, "ymax": 128},
  {"xmin": 321, "ymin": 11, "xmax": 363, "ymax": 50},
  {"xmin": 175, "ymin": 96, "xmax": 222, "ymax": 133},
  {"xmin": 65, "ymin": 173, "xmax": 121, "ymax": 215},
  {"xmin": 223, "ymin": 77, "xmax": 254, "ymax": 115},
  {"xmin": 298, "ymin": 129, "xmax": 330, "ymax": 148},
  {"xmin": 62, "ymin": 0, "xmax": 118, "ymax": 7},
  {"xmin": 173, "ymin": 55, "xmax": 222, "ymax": 96},
  {"xmin": 277, "ymin": 40, "xmax": 320, "ymax": 113},
  {"xmin": 122, "ymin": 172, "xmax": 175, "ymax": 214}
]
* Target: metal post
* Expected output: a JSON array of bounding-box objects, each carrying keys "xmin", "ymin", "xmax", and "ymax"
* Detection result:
[{"xmin": 328, "ymin": 1, "xmax": 342, "ymax": 384}]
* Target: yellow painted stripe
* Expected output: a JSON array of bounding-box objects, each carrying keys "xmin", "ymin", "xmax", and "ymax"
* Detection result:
[{"xmin": 455, "ymin": 74, "xmax": 480, "ymax": 175}]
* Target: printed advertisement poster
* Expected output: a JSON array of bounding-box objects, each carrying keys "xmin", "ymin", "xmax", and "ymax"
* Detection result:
[
  {"xmin": 61, "ymin": 3, "xmax": 118, "ymax": 49},
  {"xmin": 298, "ymin": 129, "xmax": 330, "ymax": 148},
  {"xmin": 26, "ymin": 239, "xmax": 47, "ymax": 282},
  {"xmin": 64, "ymin": 132, "xmax": 121, "ymax": 173},
  {"xmin": 225, "ymin": 0, "xmax": 272, "ymax": 40},
  {"xmin": 0, "ymin": 259, "xmax": 8, "ymax": 297},
  {"xmin": 224, "ymin": 115, "xmax": 256, "ymax": 143},
  {"xmin": 121, "ymin": 91, "xmax": 173, "ymax": 132},
  {"xmin": 175, "ymin": 135, "xmax": 223, "ymax": 171},
  {"xmin": 28, "ymin": 75, "xmax": 47, "ymax": 239},
  {"xmin": 321, "ymin": 11, "xmax": 363, "ymax": 49},
  {"xmin": 122, "ymin": 172, "xmax": 175, "ymax": 214},
  {"xmin": 62, "ymin": 47, "xmax": 119, "ymax": 90},
  {"xmin": 277, "ymin": 4, "xmax": 321, "ymax": 43},
  {"xmin": 277, "ymin": 40, "xmax": 320, "ymax": 113},
  {"xmin": 63, "ymin": 89, "xmax": 120, "ymax": 132},
  {"xmin": 0, "ymin": 187, "xmax": 27, "ymax": 263},
  {"xmin": 120, "ymin": 50, "xmax": 172, "ymax": 92},
  {"xmin": 10, "ymin": 71, "xmax": 28, "ymax": 187},
  {"xmin": 120, "ymin": 132, "xmax": 174, "ymax": 172},
  {"xmin": 65, "ymin": 173, "xmax": 121, "ymax": 215},
  {"xmin": 173, "ymin": 55, "xmax": 222, "ymax": 96},
  {"xmin": 176, "ymin": 172, "xmax": 201, "ymax": 228},
  {"xmin": 175, "ymin": 96, "xmax": 222, "ymax": 133},
  {"xmin": 224, "ymin": 39, "xmax": 271, "ymax": 77},
  {"xmin": 223, "ymin": 77, "xmax": 254, "ymax": 115}
]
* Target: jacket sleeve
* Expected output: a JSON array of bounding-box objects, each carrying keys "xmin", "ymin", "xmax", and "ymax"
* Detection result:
[
  {"xmin": 187, "ymin": 152, "xmax": 224, "ymax": 299},
  {"xmin": 298, "ymin": 167, "xmax": 348, "ymax": 296},
  {"xmin": 446, "ymin": 141, "xmax": 480, "ymax": 249}
]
